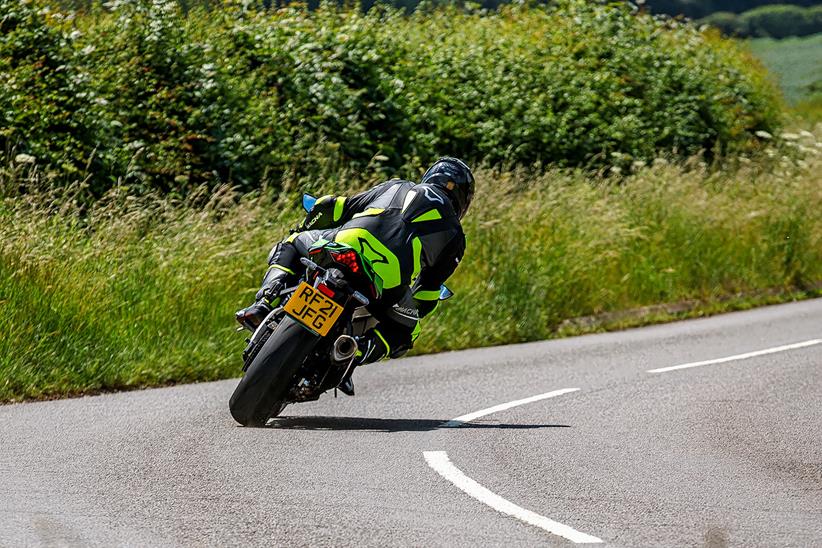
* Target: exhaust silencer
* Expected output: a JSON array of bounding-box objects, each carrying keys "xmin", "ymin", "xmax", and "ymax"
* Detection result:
[{"xmin": 332, "ymin": 335, "xmax": 358, "ymax": 363}]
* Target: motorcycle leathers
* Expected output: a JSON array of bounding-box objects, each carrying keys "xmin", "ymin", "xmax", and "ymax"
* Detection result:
[{"xmin": 261, "ymin": 179, "xmax": 466, "ymax": 359}]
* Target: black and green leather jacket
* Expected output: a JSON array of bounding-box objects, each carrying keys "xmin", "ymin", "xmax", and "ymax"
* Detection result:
[{"xmin": 302, "ymin": 179, "xmax": 466, "ymax": 320}]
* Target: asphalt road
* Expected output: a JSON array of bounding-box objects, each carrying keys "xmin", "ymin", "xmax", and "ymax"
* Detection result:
[{"xmin": 2, "ymin": 299, "xmax": 821, "ymax": 547}]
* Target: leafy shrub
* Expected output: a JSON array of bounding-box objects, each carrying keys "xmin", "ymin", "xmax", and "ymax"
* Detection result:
[
  {"xmin": 75, "ymin": 0, "xmax": 254, "ymax": 191},
  {"xmin": 698, "ymin": 11, "xmax": 749, "ymax": 35},
  {"xmin": 0, "ymin": 0, "xmax": 112, "ymax": 181},
  {"xmin": 1, "ymin": 0, "xmax": 783, "ymax": 194},
  {"xmin": 740, "ymin": 4, "xmax": 819, "ymax": 38},
  {"xmin": 795, "ymin": 78, "xmax": 822, "ymax": 122},
  {"xmin": 642, "ymin": 0, "xmax": 819, "ymax": 20},
  {"xmin": 809, "ymin": 5, "xmax": 822, "ymax": 30},
  {"xmin": 699, "ymin": 4, "xmax": 822, "ymax": 38}
]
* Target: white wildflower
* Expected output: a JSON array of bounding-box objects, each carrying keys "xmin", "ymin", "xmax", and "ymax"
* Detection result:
[
  {"xmin": 755, "ymin": 130, "xmax": 772, "ymax": 139},
  {"xmin": 780, "ymin": 132, "xmax": 799, "ymax": 141},
  {"xmin": 14, "ymin": 154, "xmax": 36, "ymax": 164},
  {"xmin": 799, "ymin": 130, "xmax": 814, "ymax": 139}
]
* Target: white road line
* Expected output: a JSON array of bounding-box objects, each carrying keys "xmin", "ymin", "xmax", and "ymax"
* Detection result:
[
  {"xmin": 429, "ymin": 388, "xmax": 598, "ymax": 541},
  {"xmin": 424, "ymin": 451, "xmax": 603, "ymax": 544},
  {"xmin": 443, "ymin": 388, "xmax": 580, "ymax": 427},
  {"xmin": 648, "ymin": 338, "xmax": 822, "ymax": 374}
]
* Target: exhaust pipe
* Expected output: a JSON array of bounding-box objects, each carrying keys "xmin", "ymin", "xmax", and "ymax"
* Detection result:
[{"xmin": 333, "ymin": 335, "xmax": 358, "ymax": 363}]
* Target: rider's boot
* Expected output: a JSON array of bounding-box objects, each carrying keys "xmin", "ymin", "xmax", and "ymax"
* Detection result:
[
  {"xmin": 235, "ymin": 266, "xmax": 291, "ymax": 331},
  {"xmin": 337, "ymin": 329, "xmax": 389, "ymax": 396},
  {"xmin": 338, "ymin": 376, "xmax": 355, "ymax": 396}
]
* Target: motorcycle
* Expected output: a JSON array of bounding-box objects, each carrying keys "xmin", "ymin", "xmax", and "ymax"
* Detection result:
[{"xmin": 228, "ymin": 194, "xmax": 453, "ymax": 427}]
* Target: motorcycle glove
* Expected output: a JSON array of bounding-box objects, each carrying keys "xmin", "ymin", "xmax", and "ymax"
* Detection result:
[{"xmin": 300, "ymin": 195, "xmax": 347, "ymax": 231}]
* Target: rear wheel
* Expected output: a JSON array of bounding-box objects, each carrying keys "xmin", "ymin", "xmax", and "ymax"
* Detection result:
[{"xmin": 229, "ymin": 316, "xmax": 317, "ymax": 427}]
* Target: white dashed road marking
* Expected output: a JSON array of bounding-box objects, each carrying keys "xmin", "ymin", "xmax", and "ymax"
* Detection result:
[
  {"xmin": 648, "ymin": 339, "xmax": 822, "ymax": 374},
  {"xmin": 443, "ymin": 388, "xmax": 580, "ymax": 428}
]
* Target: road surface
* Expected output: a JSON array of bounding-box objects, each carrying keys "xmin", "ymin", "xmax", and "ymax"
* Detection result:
[{"xmin": 2, "ymin": 299, "xmax": 821, "ymax": 546}]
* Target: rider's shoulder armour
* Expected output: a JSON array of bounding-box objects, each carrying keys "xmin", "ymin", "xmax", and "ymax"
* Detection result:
[{"xmin": 398, "ymin": 183, "xmax": 458, "ymax": 223}]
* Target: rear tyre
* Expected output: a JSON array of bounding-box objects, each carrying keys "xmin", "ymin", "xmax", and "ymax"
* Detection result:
[{"xmin": 229, "ymin": 316, "xmax": 317, "ymax": 427}]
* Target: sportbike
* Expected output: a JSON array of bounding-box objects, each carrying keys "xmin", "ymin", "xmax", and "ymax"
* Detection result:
[{"xmin": 229, "ymin": 194, "xmax": 451, "ymax": 427}]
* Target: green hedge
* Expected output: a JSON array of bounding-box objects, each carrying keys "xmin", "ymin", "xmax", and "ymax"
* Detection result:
[
  {"xmin": 1, "ymin": 0, "xmax": 782, "ymax": 194},
  {"xmin": 699, "ymin": 4, "xmax": 822, "ymax": 38},
  {"xmin": 643, "ymin": 0, "xmax": 818, "ymax": 20},
  {"xmin": 741, "ymin": 4, "xmax": 822, "ymax": 38}
]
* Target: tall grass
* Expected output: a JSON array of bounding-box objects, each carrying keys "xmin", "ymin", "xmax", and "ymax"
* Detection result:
[
  {"xmin": 431, "ymin": 152, "xmax": 822, "ymax": 350},
  {"xmin": 1, "ymin": 144, "xmax": 821, "ymax": 401}
]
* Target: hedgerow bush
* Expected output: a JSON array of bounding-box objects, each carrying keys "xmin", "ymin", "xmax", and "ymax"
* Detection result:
[
  {"xmin": 1, "ymin": 0, "xmax": 783, "ymax": 194},
  {"xmin": 699, "ymin": 10, "xmax": 751, "ymax": 36},
  {"xmin": 740, "ymin": 4, "xmax": 821, "ymax": 38},
  {"xmin": 0, "ymin": 0, "xmax": 112, "ymax": 181},
  {"xmin": 700, "ymin": 4, "xmax": 822, "ymax": 38}
]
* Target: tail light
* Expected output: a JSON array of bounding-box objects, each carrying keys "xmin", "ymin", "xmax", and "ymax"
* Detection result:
[{"xmin": 332, "ymin": 250, "xmax": 361, "ymax": 274}]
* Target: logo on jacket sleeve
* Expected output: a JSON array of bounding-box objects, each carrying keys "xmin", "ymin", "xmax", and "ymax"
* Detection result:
[{"xmin": 420, "ymin": 186, "xmax": 445, "ymax": 205}]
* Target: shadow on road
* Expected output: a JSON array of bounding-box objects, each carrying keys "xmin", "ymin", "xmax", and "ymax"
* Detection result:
[{"xmin": 266, "ymin": 415, "xmax": 570, "ymax": 432}]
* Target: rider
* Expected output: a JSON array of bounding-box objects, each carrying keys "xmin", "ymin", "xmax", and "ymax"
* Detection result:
[{"xmin": 235, "ymin": 157, "xmax": 474, "ymax": 392}]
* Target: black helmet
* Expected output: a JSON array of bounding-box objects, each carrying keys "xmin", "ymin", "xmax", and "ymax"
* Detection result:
[{"xmin": 419, "ymin": 157, "xmax": 475, "ymax": 219}]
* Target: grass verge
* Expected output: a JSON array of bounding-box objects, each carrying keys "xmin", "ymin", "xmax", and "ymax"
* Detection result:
[{"xmin": 1, "ymin": 146, "xmax": 821, "ymax": 403}]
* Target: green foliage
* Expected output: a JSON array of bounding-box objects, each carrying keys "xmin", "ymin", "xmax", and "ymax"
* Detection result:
[
  {"xmin": 643, "ymin": 0, "xmax": 818, "ymax": 20},
  {"xmin": 78, "ymin": 1, "xmax": 251, "ymax": 189},
  {"xmin": 699, "ymin": 11, "xmax": 750, "ymax": 35},
  {"xmin": 42, "ymin": 0, "xmax": 822, "ymax": 19},
  {"xmin": 2, "ymin": 150, "xmax": 821, "ymax": 401},
  {"xmin": 1, "ymin": 0, "xmax": 783, "ymax": 194},
  {"xmin": 698, "ymin": 4, "xmax": 822, "ymax": 38},
  {"xmin": 794, "ymin": 93, "xmax": 822, "ymax": 123},
  {"xmin": 740, "ymin": 4, "xmax": 819, "ymax": 38},
  {"xmin": 0, "ymin": 0, "xmax": 110, "ymax": 180}
]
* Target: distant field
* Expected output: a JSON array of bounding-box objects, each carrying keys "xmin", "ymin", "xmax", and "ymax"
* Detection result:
[{"xmin": 747, "ymin": 33, "xmax": 822, "ymax": 104}]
